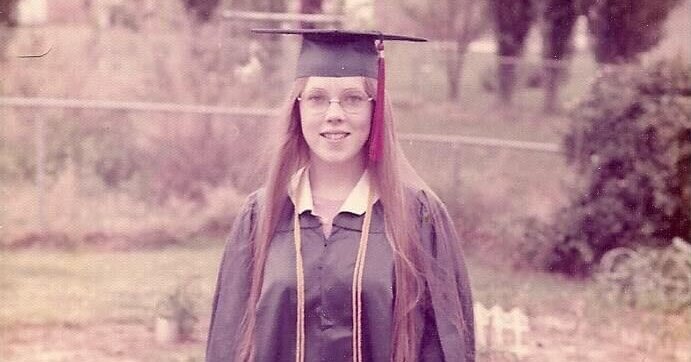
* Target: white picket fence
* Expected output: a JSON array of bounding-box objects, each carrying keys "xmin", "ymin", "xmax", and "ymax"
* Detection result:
[{"xmin": 474, "ymin": 302, "xmax": 531, "ymax": 357}]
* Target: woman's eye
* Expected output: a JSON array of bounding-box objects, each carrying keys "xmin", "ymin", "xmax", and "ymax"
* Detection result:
[
  {"xmin": 307, "ymin": 94, "xmax": 327, "ymax": 102},
  {"xmin": 344, "ymin": 94, "xmax": 365, "ymax": 104}
]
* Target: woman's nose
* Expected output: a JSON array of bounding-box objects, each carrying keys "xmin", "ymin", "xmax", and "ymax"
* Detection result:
[{"xmin": 324, "ymin": 100, "xmax": 346, "ymax": 122}]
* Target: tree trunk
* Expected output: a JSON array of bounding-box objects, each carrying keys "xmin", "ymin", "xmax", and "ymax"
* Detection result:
[
  {"xmin": 675, "ymin": 152, "xmax": 690, "ymax": 240},
  {"xmin": 543, "ymin": 62, "xmax": 561, "ymax": 113},
  {"xmin": 300, "ymin": 0, "xmax": 323, "ymax": 28},
  {"xmin": 497, "ymin": 60, "xmax": 517, "ymax": 105},
  {"xmin": 542, "ymin": 0, "xmax": 578, "ymax": 113},
  {"xmin": 446, "ymin": 43, "xmax": 468, "ymax": 101},
  {"xmin": 0, "ymin": 25, "xmax": 13, "ymax": 61},
  {"xmin": 490, "ymin": 0, "xmax": 535, "ymax": 105},
  {"xmin": 446, "ymin": 46, "xmax": 460, "ymax": 100}
]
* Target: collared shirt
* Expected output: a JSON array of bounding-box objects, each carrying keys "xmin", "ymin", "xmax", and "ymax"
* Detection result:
[
  {"xmin": 256, "ymin": 168, "xmax": 396, "ymax": 361},
  {"xmin": 289, "ymin": 166, "xmax": 379, "ymax": 217}
]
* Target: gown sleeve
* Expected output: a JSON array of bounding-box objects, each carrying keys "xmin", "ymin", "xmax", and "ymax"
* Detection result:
[
  {"xmin": 205, "ymin": 191, "xmax": 259, "ymax": 362},
  {"xmin": 418, "ymin": 190, "xmax": 475, "ymax": 362}
]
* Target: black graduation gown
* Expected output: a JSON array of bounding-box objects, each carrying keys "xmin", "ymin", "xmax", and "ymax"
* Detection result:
[{"xmin": 205, "ymin": 189, "xmax": 475, "ymax": 361}]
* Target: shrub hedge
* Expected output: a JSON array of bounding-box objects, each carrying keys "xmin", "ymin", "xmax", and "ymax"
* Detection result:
[{"xmin": 548, "ymin": 58, "xmax": 690, "ymax": 276}]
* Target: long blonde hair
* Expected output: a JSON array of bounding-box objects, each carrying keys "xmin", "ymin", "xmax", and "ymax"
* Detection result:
[{"xmin": 236, "ymin": 77, "xmax": 464, "ymax": 361}]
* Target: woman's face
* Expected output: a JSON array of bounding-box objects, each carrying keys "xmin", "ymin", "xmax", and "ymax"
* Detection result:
[{"xmin": 299, "ymin": 76, "xmax": 373, "ymax": 166}]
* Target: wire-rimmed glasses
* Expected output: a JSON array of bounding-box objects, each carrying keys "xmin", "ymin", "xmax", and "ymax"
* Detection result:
[{"xmin": 297, "ymin": 90, "xmax": 374, "ymax": 114}]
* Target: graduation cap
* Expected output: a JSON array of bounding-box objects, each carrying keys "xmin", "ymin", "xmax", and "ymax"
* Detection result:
[{"xmin": 252, "ymin": 29, "xmax": 427, "ymax": 162}]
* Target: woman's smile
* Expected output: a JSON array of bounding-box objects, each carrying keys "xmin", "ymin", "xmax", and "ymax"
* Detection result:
[{"xmin": 320, "ymin": 131, "xmax": 351, "ymax": 141}]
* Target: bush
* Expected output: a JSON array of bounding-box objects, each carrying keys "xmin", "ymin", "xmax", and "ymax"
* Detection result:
[
  {"xmin": 595, "ymin": 237, "xmax": 691, "ymax": 311},
  {"xmin": 547, "ymin": 58, "xmax": 690, "ymax": 276}
]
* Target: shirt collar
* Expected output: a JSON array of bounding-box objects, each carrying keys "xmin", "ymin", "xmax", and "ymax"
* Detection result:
[{"xmin": 288, "ymin": 166, "xmax": 378, "ymax": 216}]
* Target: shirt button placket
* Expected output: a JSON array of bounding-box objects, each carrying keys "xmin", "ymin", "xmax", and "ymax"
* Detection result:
[{"xmin": 319, "ymin": 229, "xmax": 329, "ymax": 333}]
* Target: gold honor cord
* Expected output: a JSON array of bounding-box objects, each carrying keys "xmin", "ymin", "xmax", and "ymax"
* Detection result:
[
  {"xmin": 293, "ymin": 188, "xmax": 374, "ymax": 362},
  {"xmin": 352, "ymin": 190, "xmax": 374, "ymax": 362},
  {"xmin": 294, "ymin": 209, "xmax": 306, "ymax": 362}
]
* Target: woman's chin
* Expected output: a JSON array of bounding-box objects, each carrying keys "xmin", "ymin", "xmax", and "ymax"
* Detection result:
[{"xmin": 312, "ymin": 150, "xmax": 363, "ymax": 166}]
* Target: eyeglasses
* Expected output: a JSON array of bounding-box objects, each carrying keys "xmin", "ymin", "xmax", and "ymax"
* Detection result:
[{"xmin": 297, "ymin": 90, "xmax": 374, "ymax": 114}]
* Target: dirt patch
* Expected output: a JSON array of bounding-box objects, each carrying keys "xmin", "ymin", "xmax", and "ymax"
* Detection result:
[
  {"xmin": 2, "ymin": 229, "xmax": 185, "ymax": 252},
  {"xmin": 2, "ymin": 312, "xmax": 687, "ymax": 361},
  {"xmin": 1, "ymin": 321, "xmax": 205, "ymax": 362}
]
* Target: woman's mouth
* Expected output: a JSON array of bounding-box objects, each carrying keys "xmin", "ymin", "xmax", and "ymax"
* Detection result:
[{"xmin": 320, "ymin": 132, "xmax": 350, "ymax": 140}]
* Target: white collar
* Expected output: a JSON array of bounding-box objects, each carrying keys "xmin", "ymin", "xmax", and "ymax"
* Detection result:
[{"xmin": 288, "ymin": 167, "xmax": 378, "ymax": 216}]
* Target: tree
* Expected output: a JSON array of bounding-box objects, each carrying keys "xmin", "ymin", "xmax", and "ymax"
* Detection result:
[
  {"xmin": 586, "ymin": 0, "xmax": 682, "ymax": 64},
  {"xmin": 400, "ymin": 0, "xmax": 488, "ymax": 100},
  {"xmin": 489, "ymin": 0, "xmax": 537, "ymax": 105},
  {"xmin": 0, "ymin": 0, "xmax": 19, "ymax": 60},
  {"xmin": 540, "ymin": 0, "xmax": 579, "ymax": 113},
  {"xmin": 0, "ymin": 0, "xmax": 18, "ymax": 25},
  {"xmin": 299, "ymin": 0, "xmax": 323, "ymax": 28},
  {"xmin": 182, "ymin": 0, "xmax": 221, "ymax": 23}
]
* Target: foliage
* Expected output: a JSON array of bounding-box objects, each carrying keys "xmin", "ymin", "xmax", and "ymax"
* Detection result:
[
  {"xmin": 399, "ymin": 0, "xmax": 489, "ymax": 100},
  {"xmin": 155, "ymin": 279, "xmax": 202, "ymax": 340},
  {"xmin": 0, "ymin": 0, "xmax": 18, "ymax": 60},
  {"xmin": 0, "ymin": 0, "xmax": 18, "ymax": 26},
  {"xmin": 586, "ymin": 0, "xmax": 683, "ymax": 63},
  {"xmin": 595, "ymin": 237, "xmax": 691, "ymax": 311},
  {"xmin": 548, "ymin": 58, "xmax": 691, "ymax": 276},
  {"xmin": 181, "ymin": 0, "xmax": 221, "ymax": 23},
  {"xmin": 226, "ymin": 0, "xmax": 287, "ymax": 12},
  {"xmin": 489, "ymin": 0, "xmax": 536, "ymax": 57},
  {"xmin": 142, "ymin": 117, "xmax": 265, "ymax": 204},
  {"xmin": 513, "ymin": 216, "xmax": 564, "ymax": 271},
  {"xmin": 298, "ymin": 0, "xmax": 323, "ymax": 28}
]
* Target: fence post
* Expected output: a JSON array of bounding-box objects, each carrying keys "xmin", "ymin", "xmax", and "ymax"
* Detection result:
[
  {"xmin": 35, "ymin": 115, "xmax": 46, "ymax": 232},
  {"xmin": 450, "ymin": 144, "xmax": 461, "ymax": 217}
]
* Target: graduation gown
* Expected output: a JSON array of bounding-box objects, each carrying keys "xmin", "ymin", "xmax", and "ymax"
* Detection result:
[{"xmin": 205, "ymin": 188, "xmax": 474, "ymax": 361}]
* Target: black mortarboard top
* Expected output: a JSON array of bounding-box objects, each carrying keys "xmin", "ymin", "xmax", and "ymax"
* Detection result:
[
  {"xmin": 251, "ymin": 29, "xmax": 426, "ymax": 78},
  {"xmin": 252, "ymin": 29, "xmax": 426, "ymax": 162}
]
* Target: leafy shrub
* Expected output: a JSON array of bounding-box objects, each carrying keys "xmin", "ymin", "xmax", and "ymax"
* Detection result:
[
  {"xmin": 595, "ymin": 237, "xmax": 691, "ymax": 311},
  {"xmin": 155, "ymin": 278, "xmax": 202, "ymax": 341},
  {"xmin": 513, "ymin": 216, "xmax": 563, "ymax": 270},
  {"xmin": 587, "ymin": 0, "xmax": 683, "ymax": 63},
  {"xmin": 548, "ymin": 58, "xmax": 690, "ymax": 276}
]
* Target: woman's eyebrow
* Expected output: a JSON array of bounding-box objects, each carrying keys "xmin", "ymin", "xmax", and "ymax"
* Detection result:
[
  {"xmin": 304, "ymin": 87, "xmax": 364, "ymax": 93},
  {"xmin": 304, "ymin": 87, "xmax": 327, "ymax": 93}
]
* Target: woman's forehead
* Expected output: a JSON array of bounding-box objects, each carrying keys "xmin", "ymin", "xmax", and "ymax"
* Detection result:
[{"xmin": 303, "ymin": 76, "xmax": 367, "ymax": 91}]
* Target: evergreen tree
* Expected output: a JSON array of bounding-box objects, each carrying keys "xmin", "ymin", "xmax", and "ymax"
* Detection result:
[{"xmin": 587, "ymin": 0, "xmax": 682, "ymax": 63}]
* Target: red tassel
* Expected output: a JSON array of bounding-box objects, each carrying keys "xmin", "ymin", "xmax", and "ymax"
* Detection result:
[{"xmin": 368, "ymin": 40, "xmax": 385, "ymax": 162}]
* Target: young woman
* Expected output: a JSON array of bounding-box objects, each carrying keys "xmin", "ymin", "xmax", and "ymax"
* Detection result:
[{"xmin": 206, "ymin": 29, "xmax": 474, "ymax": 362}]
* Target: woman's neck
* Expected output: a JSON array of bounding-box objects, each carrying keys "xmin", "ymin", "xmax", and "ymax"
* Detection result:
[{"xmin": 309, "ymin": 156, "xmax": 365, "ymax": 201}]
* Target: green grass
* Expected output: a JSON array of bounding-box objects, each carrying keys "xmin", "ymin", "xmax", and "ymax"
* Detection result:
[
  {"xmin": 0, "ymin": 247, "xmax": 221, "ymax": 327},
  {"xmin": 0, "ymin": 245, "xmax": 591, "ymax": 327},
  {"xmin": 0, "ymin": 245, "xmax": 642, "ymax": 327}
]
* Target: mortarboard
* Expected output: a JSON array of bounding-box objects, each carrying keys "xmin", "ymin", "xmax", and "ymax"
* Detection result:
[{"xmin": 252, "ymin": 29, "xmax": 427, "ymax": 162}]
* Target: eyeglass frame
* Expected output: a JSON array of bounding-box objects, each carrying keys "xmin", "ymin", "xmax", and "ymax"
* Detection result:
[{"xmin": 297, "ymin": 91, "xmax": 374, "ymax": 114}]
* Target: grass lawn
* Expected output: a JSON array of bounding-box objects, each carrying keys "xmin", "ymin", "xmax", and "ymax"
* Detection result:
[
  {"xmin": 1, "ymin": 246, "xmax": 688, "ymax": 361},
  {"xmin": 0, "ymin": 247, "xmax": 220, "ymax": 327}
]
